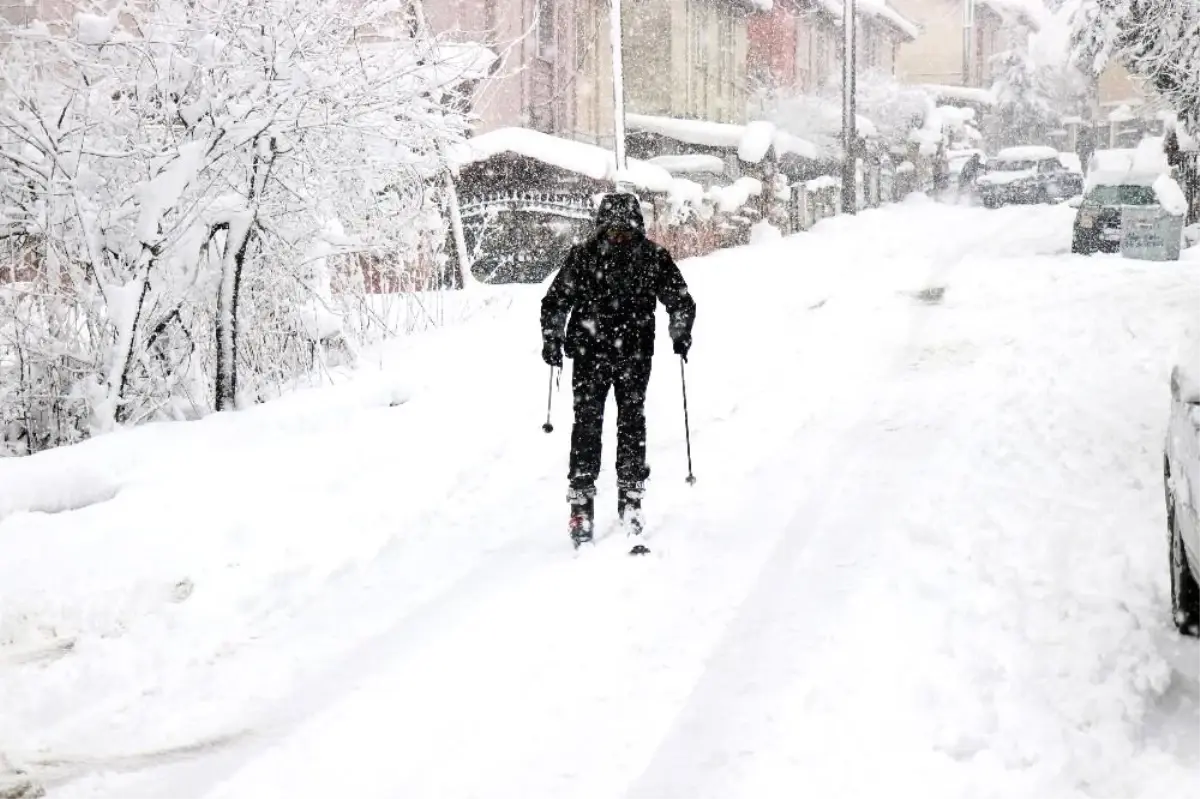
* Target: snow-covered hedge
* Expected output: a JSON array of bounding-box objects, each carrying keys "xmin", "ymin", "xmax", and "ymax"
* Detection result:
[{"xmin": 0, "ymin": 1, "xmax": 470, "ymax": 455}]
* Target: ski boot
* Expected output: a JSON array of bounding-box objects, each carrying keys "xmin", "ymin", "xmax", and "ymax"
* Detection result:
[
  {"xmin": 618, "ymin": 482, "xmax": 649, "ymax": 555},
  {"xmin": 567, "ymin": 487, "xmax": 595, "ymax": 549}
]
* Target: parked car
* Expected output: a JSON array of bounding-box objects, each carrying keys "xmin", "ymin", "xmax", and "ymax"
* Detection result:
[
  {"xmin": 1070, "ymin": 179, "xmax": 1160, "ymax": 254},
  {"xmin": 978, "ymin": 146, "xmax": 1082, "ymax": 207},
  {"xmin": 1165, "ymin": 335, "xmax": 1200, "ymax": 636}
]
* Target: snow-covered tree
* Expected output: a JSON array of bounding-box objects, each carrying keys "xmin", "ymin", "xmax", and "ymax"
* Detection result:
[
  {"xmin": 0, "ymin": 0, "xmax": 474, "ymax": 453},
  {"xmin": 753, "ymin": 71, "xmax": 930, "ymax": 158},
  {"xmin": 1072, "ymin": 0, "xmax": 1200, "ymax": 129}
]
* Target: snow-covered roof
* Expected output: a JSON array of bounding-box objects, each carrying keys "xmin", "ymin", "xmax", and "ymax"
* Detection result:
[
  {"xmin": 996, "ymin": 145, "xmax": 1059, "ymax": 161},
  {"xmin": 813, "ymin": 0, "xmax": 919, "ymax": 40},
  {"xmin": 447, "ymin": 127, "xmax": 674, "ymax": 193},
  {"xmin": 627, "ymin": 114, "xmax": 818, "ymax": 163},
  {"xmin": 646, "ymin": 154, "xmax": 727, "ymax": 175},
  {"xmin": 921, "ymin": 84, "xmax": 995, "ymax": 107},
  {"xmin": 979, "ymin": 0, "xmax": 1043, "ymax": 32},
  {"xmin": 627, "ymin": 113, "xmax": 745, "ymax": 149},
  {"xmin": 1084, "ymin": 142, "xmax": 1170, "ymax": 192}
]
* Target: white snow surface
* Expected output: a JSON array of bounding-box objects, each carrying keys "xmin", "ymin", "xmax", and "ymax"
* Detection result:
[
  {"xmin": 74, "ymin": 11, "xmax": 117, "ymax": 46},
  {"xmin": 815, "ymin": 0, "xmax": 920, "ymax": 39},
  {"xmin": 647, "ymin": 154, "xmax": 727, "ymax": 175},
  {"xmin": 447, "ymin": 127, "xmax": 673, "ymax": 193},
  {"xmin": 1154, "ymin": 175, "xmax": 1188, "ymax": 216},
  {"xmin": 626, "ymin": 114, "xmax": 817, "ymax": 164},
  {"xmin": 739, "ymin": 121, "xmax": 775, "ymax": 163},
  {"xmin": 2, "ymin": 203, "xmax": 1198, "ymax": 799},
  {"xmin": 996, "ymin": 144, "xmax": 1059, "ymax": 161}
]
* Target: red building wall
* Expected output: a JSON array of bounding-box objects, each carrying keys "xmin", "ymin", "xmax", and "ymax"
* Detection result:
[{"xmin": 747, "ymin": 2, "xmax": 798, "ymax": 90}]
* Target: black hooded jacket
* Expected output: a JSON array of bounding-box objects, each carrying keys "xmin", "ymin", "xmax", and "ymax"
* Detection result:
[{"xmin": 541, "ymin": 194, "xmax": 696, "ymax": 361}]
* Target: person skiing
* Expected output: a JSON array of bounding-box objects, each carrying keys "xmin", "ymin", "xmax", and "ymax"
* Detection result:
[
  {"xmin": 540, "ymin": 192, "xmax": 696, "ymax": 548},
  {"xmin": 958, "ymin": 153, "xmax": 983, "ymax": 195}
]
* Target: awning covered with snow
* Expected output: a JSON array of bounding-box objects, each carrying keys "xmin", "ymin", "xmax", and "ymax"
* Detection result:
[
  {"xmin": 813, "ymin": 0, "xmax": 919, "ymax": 41},
  {"xmin": 920, "ymin": 84, "xmax": 996, "ymax": 108},
  {"xmin": 626, "ymin": 113, "xmax": 818, "ymax": 164},
  {"xmin": 447, "ymin": 127, "xmax": 677, "ymax": 194}
]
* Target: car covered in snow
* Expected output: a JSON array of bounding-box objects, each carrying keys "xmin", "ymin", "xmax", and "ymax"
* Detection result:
[
  {"xmin": 1165, "ymin": 334, "xmax": 1200, "ymax": 636},
  {"xmin": 977, "ymin": 146, "xmax": 1083, "ymax": 207},
  {"xmin": 1070, "ymin": 179, "xmax": 1159, "ymax": 254},
  {"xmin": 1070, "ymin": 142, "xmax": 1188, "ymax": 255}
]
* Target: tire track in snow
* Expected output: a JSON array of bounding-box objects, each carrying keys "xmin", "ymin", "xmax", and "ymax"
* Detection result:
[{"xmin": 625, "ymin": 206, "xmax": 1049, "ymax": 798}]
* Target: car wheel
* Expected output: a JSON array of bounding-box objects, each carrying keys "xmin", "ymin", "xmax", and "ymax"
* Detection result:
[
  {"xmin": 983, "ymin": 197, "xmax": 998, "ymax": 209},
  {"xmin": 1072, "ymin": 236, "xmax": 1095, "ymax": 255},
  {"xmin": 1167, "ymin": 461, "xmax": 1200, "ymax": 636}
]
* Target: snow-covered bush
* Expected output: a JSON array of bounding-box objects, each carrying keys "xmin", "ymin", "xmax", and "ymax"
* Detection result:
[{"xmin": 0, "ymin": 0, "xmax": 470, "ymax": 454}]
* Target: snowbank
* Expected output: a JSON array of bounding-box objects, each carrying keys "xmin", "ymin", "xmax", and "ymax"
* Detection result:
[
  {"xmin": 1154, "ymin": 174, "xmax": 1188, "ymax": 216},
  {"xmin": 749, "ymin": 220, "xmax": 782, "ymax": 244}
]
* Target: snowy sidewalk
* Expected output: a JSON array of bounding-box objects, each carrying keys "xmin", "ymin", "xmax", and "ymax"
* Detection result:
[{"xmin": 2, "ymin": 198, "xmax": 1197, "ymax": 798}]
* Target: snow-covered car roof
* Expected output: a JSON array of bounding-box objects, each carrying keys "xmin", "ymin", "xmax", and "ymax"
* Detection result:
[{"xmin": 995, "ymin": 145, "xmax": 1059, "ymax": 161}]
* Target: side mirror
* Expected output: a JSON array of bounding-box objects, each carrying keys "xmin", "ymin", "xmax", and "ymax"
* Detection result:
[{"xmin": 1065, "ymin": 196, "xmax": 1083, "ymax": 208}]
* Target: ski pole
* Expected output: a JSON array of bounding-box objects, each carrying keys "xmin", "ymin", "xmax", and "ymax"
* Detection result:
[
  {"xmin": 680, "ymin": 357, "xmax": 696, "ymax": 485},
  {"xmin": 542, "ymin": 365, "xmax": 556, "ymax": 433}
]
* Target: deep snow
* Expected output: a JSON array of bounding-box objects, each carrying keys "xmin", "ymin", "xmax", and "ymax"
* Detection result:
[{"xmin": 2, "ymin": 198, "xmax": 1198, "ymax": 798}]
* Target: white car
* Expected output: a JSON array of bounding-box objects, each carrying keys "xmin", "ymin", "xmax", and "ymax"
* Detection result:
[
  {"xmin": 1166, "ymin": 335, "xmax": 1200, "ymax": 635},
  {"xmin": 977, "ymin": 145, "xmax": 1082, "ymax": 207}
]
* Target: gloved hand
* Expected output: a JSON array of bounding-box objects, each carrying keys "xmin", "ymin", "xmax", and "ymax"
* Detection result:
[
  {"xmin": 673, "ymin": 334, "xmax": 691, "ymax": 362},
  {"xmin": 542, "ymin": 339, "xmax": 563, "ymax": 368}
]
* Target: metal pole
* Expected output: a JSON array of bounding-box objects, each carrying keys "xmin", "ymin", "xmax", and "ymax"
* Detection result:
[
  {"xmin": 413, "ymin": 0, "xmax": 473, "ymax": 286},
  {"xmin": 841, "ymin": 0, "xmax": 857, "ymax": 214},
  {"xmin": 610, "ymin": 0, "xmax": 628, "ymax": 186},
  {"xmin": 962, "ymin": 0, "xmax": 974, "ymax": 86}
]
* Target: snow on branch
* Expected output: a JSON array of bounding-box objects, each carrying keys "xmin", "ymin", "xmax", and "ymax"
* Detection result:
[{"xmin": 0, "ymin": 0, "xmax": 471, "ymax": 453}]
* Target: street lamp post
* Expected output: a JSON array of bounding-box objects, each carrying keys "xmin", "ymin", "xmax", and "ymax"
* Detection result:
[
  {"xmin": 610, "ymin": 0, "xmax": 628, "ymax": 188},
  {"xmin": 962, "ymin": 0, "xmax": 975, "ymax": 85},
  {"xmin": 841, "ymin": 0, "xmax": 857, "ymax": 214}
]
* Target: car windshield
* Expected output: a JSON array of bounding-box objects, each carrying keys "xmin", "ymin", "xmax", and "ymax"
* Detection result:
[
  {"xmin": 1084, "ymin": 185, "xmax": 1157, "ymax": 206},
  {"xmin": 990, "ymin": 159, "xmax": 1036, "ymax": 171}
]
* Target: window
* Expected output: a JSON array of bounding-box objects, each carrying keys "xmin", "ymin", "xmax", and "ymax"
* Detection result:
[
  {"xmin": 1084, "ymin": 185, "xmax": 1157, "ymax": 206},
  {"xmin": 537, "ymin": 0, "xmax": 555, "ymax": 61}
]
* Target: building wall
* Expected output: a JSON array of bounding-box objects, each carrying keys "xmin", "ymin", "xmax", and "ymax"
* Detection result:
[
  {"xmin": 892, "ymin": 0, "xmax": 964, "ymax": 85},
  {"xmin": 426, "ymin": 0, "xmax": 613, "ymax": 144},
  {"xmin": 747, "ymin": 1, "xmax": 798, "ymax": 89}
]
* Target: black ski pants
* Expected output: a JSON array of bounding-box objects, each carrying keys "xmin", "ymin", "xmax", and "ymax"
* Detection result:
[{"xmin": 569, "ymin": 351, "xmax": 652, "ymax": 494}]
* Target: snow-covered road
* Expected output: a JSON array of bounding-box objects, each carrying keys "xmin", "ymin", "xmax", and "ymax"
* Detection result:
[{"xmin": 2, "ymin": 198, "xmax": 1198, "ymax": 798}]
